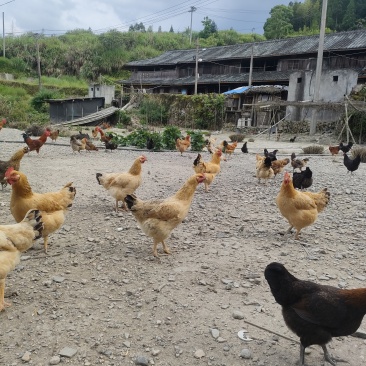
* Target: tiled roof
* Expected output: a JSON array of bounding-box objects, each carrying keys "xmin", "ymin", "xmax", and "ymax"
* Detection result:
[
  {"xmin": 125, "ymin": 30, "xmax": 366, "ymax": 68},
  {"xmin": 121, "ymin": 71, "xmax": 293, "ymax": 86}
]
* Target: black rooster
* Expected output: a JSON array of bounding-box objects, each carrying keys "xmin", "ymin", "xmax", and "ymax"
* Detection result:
[
  {"xmin": 289, "ymin": 136, "xmax": 297, "ymax": 142},
  {"xmin": 265, "ymin": 262, "xmax": 366, "ymax": 366},
  {"xmin": 343, "ymin": 153, "xmax": 361, "ymax": 174},
  {"xmin": 241, "ymin": 141, "xmax": 248, "ymax": 153},
  {"xmin": 292, "ymin": 167, "xmax": 313, "ymax": 190},
  {"xmin": 339, "ymin": 141, "xmax": 353, "ymax": 153},
  {"xmin": 264, "ymin": 148, "xmax": 278, "ymax": 161}
]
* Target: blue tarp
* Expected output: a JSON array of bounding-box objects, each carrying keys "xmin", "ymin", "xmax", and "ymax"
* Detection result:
[{"xmin": 222, "ymin": 86, "xmax": 250, "ymax": 95}]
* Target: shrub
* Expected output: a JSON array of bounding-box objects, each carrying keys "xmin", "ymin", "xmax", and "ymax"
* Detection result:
[
  {"xmin": 302, "ymin": 145, "xmax": 324, "ymax": 154},
  {"xmin": 229, "ymin": 133, "xmax": 245, "ymax": 142},
  {"xmin": 187, "ymin": 130, "xmax": 206, "ymax": 151},
  {"xmin": 351, "ymin": 147, "xmax": 366, "ymax": 163},
  {"xmin": 162, "ymin": 125, "xmax": 181, "ymax": 150}
]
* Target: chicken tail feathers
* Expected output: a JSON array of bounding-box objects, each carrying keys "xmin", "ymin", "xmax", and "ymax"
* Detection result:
[
  {"xmin": 125, "ymin": 194, "xmax": 137, "ymax": 210},
  {"xmin": 23, "ymin": 209, "xmax": 44, "ymax": 240},
  {"xmin": 96, "ymin": 173, "xmax": 103, "ymax": 185}
]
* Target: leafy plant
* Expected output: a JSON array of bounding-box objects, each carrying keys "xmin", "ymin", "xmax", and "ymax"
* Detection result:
[
  {"xmin": 139, "ymin": 99, "xmax": 169, "ymax": 125},
  {"xmin": 186, "ymin": 130, "xmax": 206, "ymax": 151},
  {"xmin": 229, "ymin": 133, "xmax": 245, "ymax": 142},
  {"xmin": 31, "ymin": 89, "xmax": 62, "ymax": 113},
  {"xmin": 162, "ymin": 125, "xmax": 181, "ymax": 150}
]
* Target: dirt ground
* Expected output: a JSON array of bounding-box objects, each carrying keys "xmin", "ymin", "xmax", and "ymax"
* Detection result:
[{"xmin": 0, "ymin": 127, "xmax": 365, "ymax": 366}]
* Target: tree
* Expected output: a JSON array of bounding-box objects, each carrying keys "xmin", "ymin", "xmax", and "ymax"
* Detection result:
[
  {"xmin": 264, "ymin": 5, "xmax": 294, "ymax": 39},
  {"xmin": 199, "ymin": 17, "xmax": 218, "ymax": 39},
  {"xmin": 129, "ymin": 22, "xmax": 146, "ymax": 32},
  {"xmin": 341, "ymin": 0, "xmax": 357, "ymax": 30},
  {"xmin": 169, "ymin": 25, "xmax": 174, "ymax": 33},
  {"xmin": 158, "ymin": 26, "xmax": 162, "ymax": 33}
]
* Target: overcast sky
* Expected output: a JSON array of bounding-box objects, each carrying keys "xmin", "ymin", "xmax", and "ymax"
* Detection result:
[{"xmin": 1, "ymin": 0, "xmax": 287, "ymax": 36}]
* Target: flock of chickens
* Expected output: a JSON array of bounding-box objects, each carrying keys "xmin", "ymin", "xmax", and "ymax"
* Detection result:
[{"xmin": 0, "ymin": 126, "xmax": 365, "ymax": 365}]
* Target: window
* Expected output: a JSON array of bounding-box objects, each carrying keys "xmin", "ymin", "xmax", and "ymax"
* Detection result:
[
  {"xmin": 297, "ymin": 77, "xmax": 302, "ymax": 83},
  {"xmin": 288, "ymin": 60, "xmax": 300, "ymax": 70},
  {"xmin": 333, "ymin": 75, "xmax": 338, "ymax": 82}
]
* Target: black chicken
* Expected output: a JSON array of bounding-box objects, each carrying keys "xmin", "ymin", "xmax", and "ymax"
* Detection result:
[
  {"xmin": 264, "ymin": 148, "xmax": 278, "ymax": 161},
  {"xmin": 265, "ymin": 262, "xmax": 366, "ymax": 366},
  {"xmin": 193, "ymin": 153, "xmax": 201, "ymax": 167},
  {"xmin": 289, "ymin": 136, "xmax": 297, "ymax": 142},
  {"xmin": 241, "ymin": 141, "xmax": 248, "ymax": 153},
  {"xmin": 343, "ymin": 153, "xmax": 361, "ymax": 174},
  {"xmin": 292, "ymin": 167, "xmax": 313, "ymax": 190},
  {"xmin": 104, "ymin": 140, "xmax": 118, "ymax": 152},
  {"xmin": 339, "ymin": 141, "xmax": 353, "ymax": 153},
  {"xmin": 146, "ymin": 137, "xmax": 154, "ymax": 150}
]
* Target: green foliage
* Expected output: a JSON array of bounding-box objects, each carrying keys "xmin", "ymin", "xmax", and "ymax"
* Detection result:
[
  {"xmin": 31, "ymin": 89, "xmax": 62, "ymax": 113},
  {"xmin": 139, "ymin": 99, "xmax": 169, "ymax": 125},
  {"xmin": 348, "ymin": 112, "xmax": 366, "ymax": 143},
  {"xmin": 264, "ymin": 5, "xmax": 294, "ymax": 39},
  {"xmin": 191, "ymin": 94, "xmax": 225, "ymax": 130},
  {"xmin": 116, "ymin": 110, "xmax": 132, "ymax": 127},
  {"xmin": 199, "ymin": 17, "xmax": 218, "ymax": 39},
  {"xmin": 162, "ymin": 125, "xmax": 181, "ymax": 150},
  {"xmin": 186, "ymin": 130, "xmax": 206, "ymax": 151},
  {"xmin": 112, "ymin": 128, "xmax": 164, "ymax": 150}
]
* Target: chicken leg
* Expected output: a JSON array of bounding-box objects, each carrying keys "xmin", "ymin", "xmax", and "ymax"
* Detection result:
[
  {"xmin": 153, "ymin": 240, "xmax": 171, "ymax": 257},
  {"xmin": 0, "ymin": 278, "xmax": 11, "ymax": 311}
]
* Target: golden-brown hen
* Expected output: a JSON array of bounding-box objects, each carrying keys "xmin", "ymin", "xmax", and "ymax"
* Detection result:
[
  {"xmin": 276, "ymin": 171, "xmax": 330, "ymax": 239},
  {"xmin": 222, "ymin": 140, "xmax": 237, "ymax": 159},
  {"xmin": 0, "ymin": 209, "xmax": 43, "ymax": 311},
  {"xmin": 96, "ymin": 155, "xmax": 147, "ymax": 212},
  {"xmin": 0, "ymin": 146, "xmax": 29, "ymax": 190},
  {"xmin": 193, "ymin": 159, "xmax": 216, "ymax": 192},
  {"xmin": 70, "ymin": 136, "xmax": 87, "ymax": 153},
  {"xmin": 193, "ymin": 149, "xmax": 223, "ymax": 175},
  {"xmin": 271, "ymin": 158, "xmax": 290, "ymax": 177},
  {"xmin": 125, "ymin": 173, "xmax": 206, "ymax": 256},
  {"xmin": 5, "ymin": 168, "xmax": 76, "ymax": 253},
  {"xmin": 256, "ymin": 156, "xmax": 274, "ymax": 184},
  {"xmin": 176, "ymin": 135, "xmax": 191, "ymax": 155}
]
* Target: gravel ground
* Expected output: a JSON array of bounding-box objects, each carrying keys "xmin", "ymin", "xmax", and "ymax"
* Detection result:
[{"xmin": 0, "ymin": 127, "xmax": 365, "ymax": 366}]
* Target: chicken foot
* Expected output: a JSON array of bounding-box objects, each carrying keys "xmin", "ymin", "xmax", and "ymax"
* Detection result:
[
  {"xmin": 321, "ymin": 345, "xmax": 348, "ymax": 366},
  {"xmin": 115, "ymin": 200, "xmax": 127, "ymax": 212},
  {"xmin": 153, "ymin": 240, "xmax": 171, "ymax": 257},
  {"xmin": 0, "ymin": 278, "xmax": 11, "ymax": 311}
]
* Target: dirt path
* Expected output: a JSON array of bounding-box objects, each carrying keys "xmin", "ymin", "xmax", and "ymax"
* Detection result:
[{"xmin": 0, "ymin": 128, "xmax": 365, "ymax": 366}]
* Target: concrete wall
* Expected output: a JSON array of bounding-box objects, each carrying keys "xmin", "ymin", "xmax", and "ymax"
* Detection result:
[
  {"xmin": 89, "ymin": 84, "xmax": 115, "ymax": 105},
  {"xmin": 286, "ymin": 69, "xmax": 359, "ymax": 123}
]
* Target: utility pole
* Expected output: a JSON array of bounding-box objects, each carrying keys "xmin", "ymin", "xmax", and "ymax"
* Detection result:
[
  {"xmin": 248, "ymin": 28, "xmax": 255, "ymax": 87},
  {"xmin": 2, "ymin": 12, "xmax": 5, "ymax": 57},
  {"xmin": 194, "ymin": 39, "xmax": 199, "ymax": 95},
  {"xmin": 188, "ymin": 6, "xmax": 196, "ymax": 45},
  {"xmin": 310, "ymin": 0, "xmax": 328, "ymax": 135}
]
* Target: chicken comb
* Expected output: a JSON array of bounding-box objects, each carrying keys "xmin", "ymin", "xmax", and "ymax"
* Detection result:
[{"xmin": 5, "ymin": 166, "xmax": 14, "ymax": 178}]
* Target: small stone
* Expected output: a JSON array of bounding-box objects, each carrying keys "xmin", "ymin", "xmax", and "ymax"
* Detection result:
[
  {"xmin": 151, "ymin": 349, "xmax": 160, "ymax": 356},
  {"xmin": 135, "ymin": 355, "xmax": 149, "ymax": 365},
  {"xmin": 52, "ymin": 276, "xmax": 65, "ymax": 283},
  {"xmin": 59, "ymin": 347, "xmax": 77, "ymax": 358},
  {"xmin": 21, "ymin": 351, "xmax": 31, "ymax": 362},
  {"xmin": 210, "ymin": 328, "xmax": 220, "ymax": 339},
  {"xmin": 123, "ymin": 341, "xmax": 131, "ymax": 348},
  {"xmin": 49, "ymin": 355, "xmax": 61, "ymax": 365},
  {"xmin": 232, "ymin": 310, "xmax": 245, "ymax": 319},
  {"xmin": 194, "ymin": 349, "xmax": 205, "ymax": 359},
  {"xmin": 240, "ymin": 348, "xmax": 252, "ymax": 359}
]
